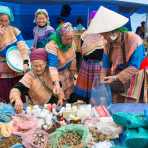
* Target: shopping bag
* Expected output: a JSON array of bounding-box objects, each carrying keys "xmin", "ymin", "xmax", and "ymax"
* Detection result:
[{"xmin": 90, "ymin": 75, "xmax": 112, "ymax": 107}]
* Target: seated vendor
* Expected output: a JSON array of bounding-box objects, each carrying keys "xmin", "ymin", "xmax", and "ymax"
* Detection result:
[{"xmin": 9, "ymin": 48, "xmax": 64, "ymax": 113}]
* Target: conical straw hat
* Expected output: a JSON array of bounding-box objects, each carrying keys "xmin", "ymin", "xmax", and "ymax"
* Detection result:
[{"xmin": 87, "ymin": 6, "xmax": 129, "ymax": 34}]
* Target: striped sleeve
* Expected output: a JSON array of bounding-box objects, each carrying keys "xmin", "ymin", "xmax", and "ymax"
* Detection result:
[
  {"xmin": 13, "ymin": 27, "xmax": 29, "ymax": 60},
  {"xmin": 45, "ymin": 41, "xmax": 59, "ymax": 68},
  {"xmin": 45, "ymin": 41, "xmax": 60, "ymax": 81}
]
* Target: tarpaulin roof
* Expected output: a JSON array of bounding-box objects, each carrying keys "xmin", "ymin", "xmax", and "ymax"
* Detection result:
[
  {"xmin": 113, "ymin": 0, "xmax": 148, "ymax": 6},
  {"xmin": 1, "ymin": 0, "xmax": 148, "ymax": 6},
  {"xmin": 0, "ymin": 0, "xmax": 147, "ymax": 39},
  {"xmin": 1, "ymin": 0, "xmax": 147, "ymax": 14}
]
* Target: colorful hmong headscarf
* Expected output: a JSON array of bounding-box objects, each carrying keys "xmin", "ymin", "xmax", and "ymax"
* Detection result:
[
  {"xmin": 0, "ymin": 6, "xmax": 14, "ymax": 22},
  {"xmin": 115, "ymin": 27, "xmax": 128, "ymax": 33},
  {"xmin": 50, "ymin": 22, "xmax": 73, "ymax": 52},
  {"xmin": 34, "ymin": 9, "xmax": 50, "ymax": 25},
  {"xmin": 30, "ymin": 48, "xmax": 48, "ymax": 61},
  {"xmin": 82, "ymin": 34, "xmax": 105, "ymax": 55}
]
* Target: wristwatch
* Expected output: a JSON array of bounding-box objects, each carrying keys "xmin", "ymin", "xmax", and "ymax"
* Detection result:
[
  {"xmin": 23, "ymin": 59, "xmax": 29, "ymax": 65},
  {"xmin": 53, "ymin": 80, "xmax": 60, "ymax": 85},
  {"xmin": 53, "ymin": 80, "xmax": 62, "ymax": 88}
]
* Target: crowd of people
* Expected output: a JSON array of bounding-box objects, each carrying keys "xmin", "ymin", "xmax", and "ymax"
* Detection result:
[{"xmin": 0, "ymin": 5, "xmax": 147, "ymax": 113}]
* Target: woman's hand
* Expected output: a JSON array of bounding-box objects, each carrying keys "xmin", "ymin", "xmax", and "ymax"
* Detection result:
[
  {"xmin": 11, "ymin": 98, "xmax": 23, "ymax": 113},
  {"xmin": 0, "ymin": 25, "xmax": 5, "ymax": 35},
  {"xmin": 10, "ymin": 88, "xmax": 23, "ymax": 113},
  {"xmin": 53, "ymin": 81, "xmax": 61, "ymax": 95},
  {"xmin": 15, "ymin": 99, "xmax": 23, "ymax": 113},
  {"xmin": 57, "ymin": 90, "xmax": 65, "ymax": 106},
  {"xmin": 103, "ymin": 75, "xmax": 118, "ymax": 84}
]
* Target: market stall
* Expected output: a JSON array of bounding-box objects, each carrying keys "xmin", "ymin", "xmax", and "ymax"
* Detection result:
[{"xmin": 0, "ymin": 102, "xmax": 148, "ymax": 148}]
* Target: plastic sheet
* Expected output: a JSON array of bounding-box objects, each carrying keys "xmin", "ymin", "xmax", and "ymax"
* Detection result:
[{"xmin": 109, "ymin": 103, "xmax": 148, "ymax": 114}]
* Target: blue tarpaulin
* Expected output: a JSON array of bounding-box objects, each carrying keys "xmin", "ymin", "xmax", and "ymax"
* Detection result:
[{"xmin": 0, "ymin": 0, "xmax": 147, "ymax": 39}]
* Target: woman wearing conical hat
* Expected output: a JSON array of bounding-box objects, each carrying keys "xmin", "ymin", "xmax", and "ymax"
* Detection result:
[
  {"xmin": 87, "ymin": 6, "xmax": 145, "ymax": 102},
  {"xmin": 0, "ymin": 6, "xmax": 29, "ymax": 102}
]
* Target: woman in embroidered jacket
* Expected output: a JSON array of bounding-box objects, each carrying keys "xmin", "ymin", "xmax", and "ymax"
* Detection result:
[
  {"xmin": 10, "ymin": 48, "xmax": 64, "ymax": 113},
  {"xmin": 86, "ymin": 6, "xmax": 145, "ymax": 102},
  {"xmin": 45, "ymin": 22, "xmax": 77, "ymax": 101},
  {"xmin": 33, "ymin": 9, "xmax": 55, "ymax": 48},
  {"xmin": 0, "ymin": 6, "xmax": 29, "ymax": 102}
]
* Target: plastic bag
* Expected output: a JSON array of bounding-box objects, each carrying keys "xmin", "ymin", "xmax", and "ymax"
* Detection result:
[
  {"xmin": 48, "ymin": 124, "xmax": 91, "ymax": 148},
  {"xmin": 13, "ymin": 128, "xmax": 48, "ymax": 148},
  {"xmin": 92, "ymin": 141, "xmax": 113, "ymax": 148},
  {"xmin": 96, "ymin": 117, "xmax": 122, "ymax": 138},
  {"xmin": 90, "ymin": 75, "xmax": 112, "ymax": 107},
  {"xmin": 0, "ymin": 103, "xmax": 15, "ymax": 123}
]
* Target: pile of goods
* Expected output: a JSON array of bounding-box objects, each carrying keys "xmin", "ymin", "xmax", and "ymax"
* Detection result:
[
  {"xmin": 0, "ymin": 103, "xmax": 124, "ymax": 147},
  {"xmin": 90, "ymin": 128, "xmax": 112, "ymax": 142},
  {"xmin": 58, "ymin": 131, "xmax": 82, "ymax": 146},
  {"xmin": 49, "ymin": 124, "xmax": 91, "ymax": 148},
  {"xmin": 0, "ymin": 135, "xmax": 22, "ymax": 148}
]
